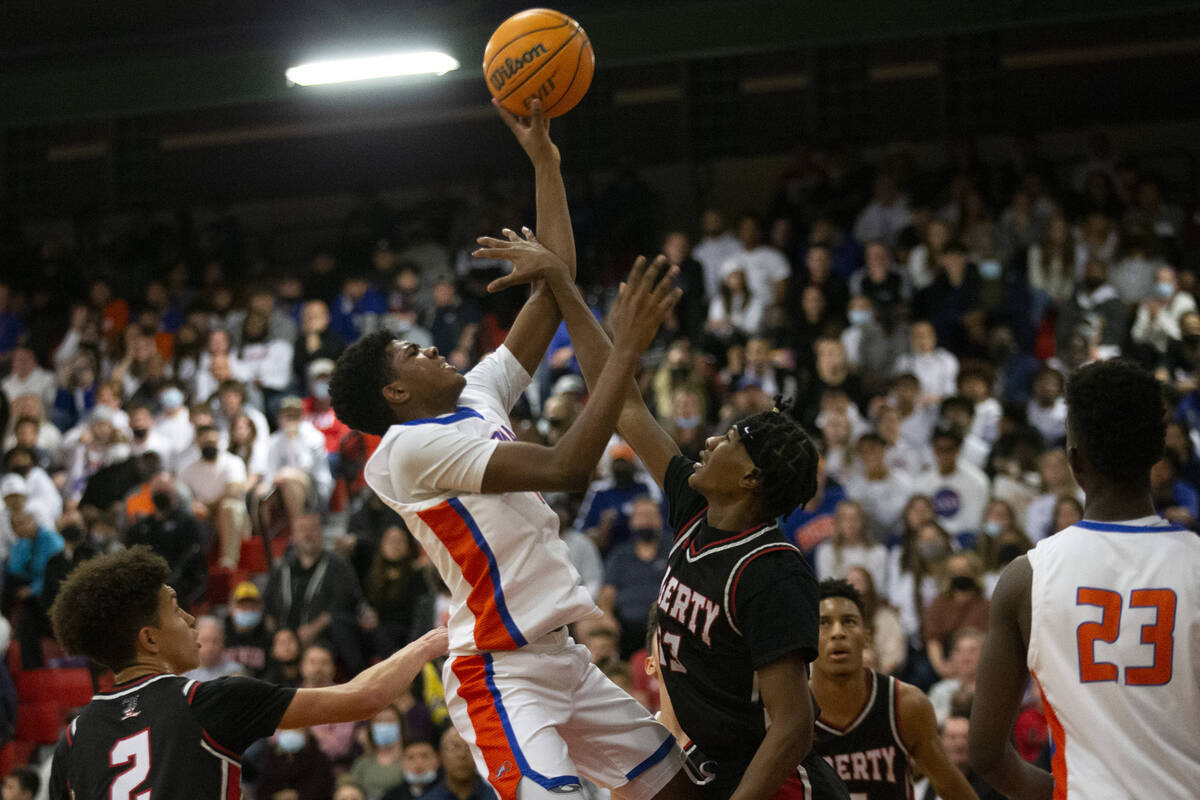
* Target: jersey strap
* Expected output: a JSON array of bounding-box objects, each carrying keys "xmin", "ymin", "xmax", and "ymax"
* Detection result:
[{"xmin": 723, "ymin": 541, "xmax": 801, "ymax": 636}]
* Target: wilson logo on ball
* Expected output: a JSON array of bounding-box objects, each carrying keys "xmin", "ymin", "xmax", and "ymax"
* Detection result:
[{"xmin": 489, "ymin": 42, "xmax": 548, "ymax": 92}]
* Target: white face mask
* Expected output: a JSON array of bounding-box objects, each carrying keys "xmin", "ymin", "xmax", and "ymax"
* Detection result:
[{"xmin": 405, "ymin": 770, "xmax": 438, "ymax": 785}]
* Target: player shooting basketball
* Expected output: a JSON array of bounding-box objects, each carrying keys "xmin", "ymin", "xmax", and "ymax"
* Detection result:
[{"xmin": 330, "ymin": 99, "xmax": 697, "ymax": 800}]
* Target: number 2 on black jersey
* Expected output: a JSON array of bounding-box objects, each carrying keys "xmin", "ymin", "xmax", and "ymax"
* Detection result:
[{"xmin": 109, "ymin": 729, "xmax": 152, "ymax": 800}]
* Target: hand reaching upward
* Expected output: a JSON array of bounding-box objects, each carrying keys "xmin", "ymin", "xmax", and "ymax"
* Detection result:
[
  {"xmin": 494, "ymin": 97, "xmax": 559, "ymax": 166},
  {"xmin": 607, "ymin": 255, "xmax": 682, "ymax": 356}
]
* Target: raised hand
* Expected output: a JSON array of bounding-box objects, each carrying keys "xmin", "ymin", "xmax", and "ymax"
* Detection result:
[
  {"xmin": 494, "ymin": 97, "xmax": 559, "ymax": 165},
  {"xmin": 607, "ymin": 255, "xmax": 682, "ymax": 355},
  {"xmin": 473, "ymin": 226, "xmax": 569, "ymax": 293}
]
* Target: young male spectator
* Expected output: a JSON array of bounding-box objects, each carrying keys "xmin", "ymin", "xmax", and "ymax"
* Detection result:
[
  {"xmin": 6, "ymin": 510, "xmax": 64, "ymax": 668},
  {"xmin": 422, "ymin": 728, "xmax": 496, "ymax": 800},
  {"xmin": 263, "ymin": 513, "xmax": 367, "ymax": 674},
  {"xmin": 424, "ymin": 275, "xmax": 479, "ymax": 370},
  {"xmin": 178, "ymin": 424, "xmax": 249, "ymax": 569},
  {"xmin": 264, "ymin": 397, "xmax": 333, "ymax": 519},
  {"xmin": 1026, "ymin": 366, "xmax": 1067, "ymax": 446},
  {"xmin": 915, "ymin": 426, "xmax": 989, "ymax": 543},
  {"xmin": 294, "ymin": 300, "xmax": 347, "ymax": 388},
  {"xmin": 895, "ymin": 321, "xmax": 959, "ymax": 402},
  {"xmin": 124, "ymin": 472, "xmax": 207, "ymax": 609},
  {"xmin": 298, "ymin": 641, "xmax": 360, "ymax": 771},
  {"xmin": 720, "ymin": 214, "xmax": 791, "ymax": 309},
  {"xmin": 152, "ymin": 382, "xmax": 193, "ymax": 471},
  {"xmin": 915, "ymin": 716, "xmax": 1004, "ymax": 800},
  {"xmin": 1056, "ymin": 257, "xmax": 1129, "ymax": 356},
  {"xmin": 2, "ymin": 348, "xmax": 56, "ymax": 411},
  {"xmin": 184, "ymin": 615, "xmax": 245, "ymax": 681},
  {"xmin": 843, "ymin": 432, "xmax": 914, "ymax": 537},
  {"xmin": 853, "ymin": 174, "xmax": 910, "ymax": 247},
  {"xmin": 574, "ymin": 443, "xmax": 661, "ymax": 554},
  {"xmin": 3, "ymin": 445, "xmax": 61, "ymax": 523},
  {"xmin": 693, "ymin": 209, "xmax": 741, "ymax": 298},
  {"xmin": 1, "ymin": 765, "xmax": 38, "ymax": 800},
  {"xmin": 225, "ymin": 581, "xmax": 272, "ymax": 677},
  {"xmin": 381, "ymin": 738, "xmax": 442, "ymax": 799},
  {"xmin": 0, "ymin": 475, "xmax": 54, "ymax": 562},
  {"xmin": 926, "ymin": 627, "xmax": 984, "ymax": 725},
  {"xmin": 302, "ymin": 358, "xmax": 351, "ymax": 456},
  {"xmin": 598, "ymin": 496, "xmax": 670, "ymax": 660}
]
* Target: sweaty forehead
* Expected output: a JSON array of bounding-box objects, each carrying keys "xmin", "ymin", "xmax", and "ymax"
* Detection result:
[{"xmin": 820, "ymin": 596, "xmax": 861, "ymax": 618}]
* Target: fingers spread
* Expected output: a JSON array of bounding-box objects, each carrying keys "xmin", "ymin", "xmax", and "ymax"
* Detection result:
[{"xmin": 502, "ymin": 228, "xmax": 520, "ymax": 241}]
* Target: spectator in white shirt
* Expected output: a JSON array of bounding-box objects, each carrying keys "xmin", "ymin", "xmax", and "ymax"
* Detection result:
[
  {"xmin": 2, "ymin": 447, "xmax": 61, "ymax": 525},
  {"xmin": 152, "ymin": 383, "xmax": 194, "ymax": 472},
  {"xmin": 235, "ymin": 310, "xmax": 296, "ymax": 405},
  {"xmin": 2, "ymin": 348, "xmax": 56, "ymax": 411},
  {"xmin": 814, "ymin": 500, "xmax": 889, "ymax": 593},
  {"xmin": 915, "ymin": 426, "xmax": 989, "ymax": 543},
  {"xmin": 894, "ymin": 321, "xmax": 959, "ymax": 402},
  {"xmin": 178, "ymin": 424, "xmax": 249, "ymax": 569},
  {"xmin": 719, "ymin": 214, "xmax": 791, "ymax": 309},
  {"xmin": 854, "ymin": 174, "xmax": 911, "ymax": 247},
  {"xmin": 264, "ymin": 397, "xmax": 333, "ymax": 521},
  {"xmin": 938, "ymin": 396, "xmax": 990, "ymax": 470},
  {"xmin": 705, "ymin": 267, "xmax": 766, "ymax": 340},
  {"xmin": 1131, "ymin": 265, "xmax": 1197, "ymax": 355},
  {"xmin": 215, "ymin": 379, "xmax": 272, "ymax": 466},
  {"xmin": 843, "ymin": 432, "xmax": 913, "ymax": 540},
  {"xmin": 127, "ymin": 404, "xmax": 173, "ymax": 464},
  {"xmin": 692, "ymin": 209, "xmax": 742, "ymax": 298},
  {"xmin": 1026, "ymin": 365, "xmax": 1067, "ymax": 445},
  {"xmin": 1022, "ymin": 448, "xmax": 1083, "ymax": 542},
  {"xmin": 955, "ymin": 365, "xmax": 1002, "ymax": 445}
]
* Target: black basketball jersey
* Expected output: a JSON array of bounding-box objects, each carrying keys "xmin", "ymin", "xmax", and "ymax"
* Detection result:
[
  {"xmin": 657, "ymin": 457, "xmax": 824, "ymax": 772},
  {"xmin": 814, "ymin": 670, "xmax": 913, "ymax": 800},
  {"xmin": 49, "ymin": 672, "xmax": 295, "ymax": 800}
]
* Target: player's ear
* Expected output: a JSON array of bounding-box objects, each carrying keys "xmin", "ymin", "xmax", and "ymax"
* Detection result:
[
  {"xmin": 1066, "ymin": 445, "xmax": 1084, "ymax": 481},
  {"xmin": 382, "ymin": 381, "xmax": 409, "ymax": 406},
  {"xmin": 644, "ymin": 654, "xmax": 658, "ymax": 678},
  {"xmin": 138, "ymin": 624, "xmax": 160, "ymax": 655},
  {"xmin": 739, "ymin": 466, "xmax": 763, "ymax": 491}
]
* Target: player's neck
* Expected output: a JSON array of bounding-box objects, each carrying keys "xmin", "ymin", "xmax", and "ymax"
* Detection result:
[
  {"xmin": 113, "ymin": 660, "xmax": 173, "ymax": 685},
  {"xmin": 705, "ymin": 498, "xmax": 765, "ymax": 532},
  {"xmin": 397, "ymin": 398, "xmax": 458, "ymax": 424},
  {"xmin": 811, "ymin": 666, "xmax": 871, "ymax": 722},
  {"xmin": 1081, "ymin": 481, "xmax": 1155, "ymax": 522}
]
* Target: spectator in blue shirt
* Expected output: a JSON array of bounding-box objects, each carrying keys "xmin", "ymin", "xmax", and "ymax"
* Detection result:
[
  {"xmin": 331, "ymin": 274, "xmax": 387, "ymax": 343},
  {"xmin": 599, "ymin": 496, "xmax": 670, "ymax": 659},
  {"xmin": 422, "ymin": 727, "xmax": 496, "ymax": 800},
  {"xmin": 1151, "ymin": 452, "xmax": 1199, "ymax": 529},
  {"xmin": 575, "ymin": 443, "xmax": 662, "ymax": 555},
  {"xmin": 6, "ymin": 510, "xmax": 63, "ymax": 668}
]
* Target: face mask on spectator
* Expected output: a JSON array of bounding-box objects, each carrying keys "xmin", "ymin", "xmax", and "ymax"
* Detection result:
[
  {"xmin": 949, "ymin": 574, "xmax": 977, "ymax": 592},
  {"xmin": 983, "ymin": 520, "xmax": 1004, "ymax": 537},
  {"xmin": 9, "ymin": 464, "xmax": 30, "ymax": 477},
  {"xmin": 1082, "ymin": 276, "xmax": 1104, "ymax": 292},
  {"xmin": 918, "ymin": 542, "xmax": 947, "ymax": 562},
  {"xmin": 160, "ymin": 388, "xmax": 185, "ymax": 410},
  {"xmin": 675, "ymin": 415, "xmax": 702, "ymax": 430},
  {"xmin": 276, "ymin": 729, "xmax": 306, "ymax": 753},
  {"xmin": 405, "ymin": 770, "xmax": 439, "ymax": 786},
  {"xmin": 151, "ymin": 490, "xmax": 173, "ymax": 512},
  {"xmin": 848, "ymin": 309, "xmax": 872, "ymax": 327},
  {"xmin": 633, "ymin": 527, "xmax": 660, "ymax": 544},
  {"xmin": 131, "ymin": 427, "xmax": 149, "ymax": 439},
  {"xmin": 978, "ymin": 260, "xmax": 1002, "ymax": 280},
  {"xmin": 1157, "ymin": 281, "xmax": 1175, "ymax": 298},
  {"xmin": 201, "ymin": 445, "xmax": 219, "ymax": 461},
  {"xmin": 312, "ymin": 380, "xmax": 331, "ymax": 401},
  {"xmin": 371, "ymin": 722, "xmax": 401, "ymax": 747},
  {"xmin": 233, "ymin": 609, "xmax": 262, "ymax": 629},
  {"xmin": 60, "ymin": 525, "xmax": 84, "ymax": 544}
]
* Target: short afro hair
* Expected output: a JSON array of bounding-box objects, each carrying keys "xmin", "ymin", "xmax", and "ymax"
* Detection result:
[
  {"xmin": 49, "ymin": 546, "xmax": 169, "ymax": 672},
  {"xmin": 819, "ymin": 578, "xmax": 866, "ymax": 619},
  {"xmin": 329, "ymin": 329, "xmax": 399, "ymax": 436},
  {"xmin": 737, "ymin": 396, "xmax": 820, "ymax": 520},
  {"xmin": 1066, "ymin": 359, "xmax": 1164, "ymax": 484}
]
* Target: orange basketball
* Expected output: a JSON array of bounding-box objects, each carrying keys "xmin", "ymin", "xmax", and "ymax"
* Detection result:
[{"xmin": 483, "ymin": 8, "xmax": 594, "ymax": 118}]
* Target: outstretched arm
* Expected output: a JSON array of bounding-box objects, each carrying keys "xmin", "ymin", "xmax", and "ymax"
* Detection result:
[
  {"xmin": 492, "ymin": 98, "xmax": 577, "ymax": 376},
  {"xmin": 968, "ymin": 556, "xmax": 1053, "ymax": 800},
  {"xmin": 730, "ymin": 654, "xmax": 812, "ymax": 800},
  {"xmin": 478, "ymin": 233, "xmax": 681, "ymax": 487},
  {"xmin": 898, "ymin": 683, "xmax": 980, "ymax": 800},
  {"xmin": 478, "ymin": 257, "xmax": 681, "ymax": 494},
  {"xmin": 278, "ymin": 627, "xmax": 447, "ymax": 728}
]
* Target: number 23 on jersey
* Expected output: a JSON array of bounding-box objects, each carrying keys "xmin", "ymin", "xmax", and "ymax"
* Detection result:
[{"xmin": 1075, "ymin": 586, "xmax": 1176, "ymax": 685}]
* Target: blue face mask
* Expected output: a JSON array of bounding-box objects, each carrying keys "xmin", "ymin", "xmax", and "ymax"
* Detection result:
[
  {"xmin": 1157, "ymin": 281, "xmax": 1175, "ymax": 298},
  {"xmin": 160, "ymin": 388, "xmax": 185, "ymax": 410},
  {"xmin": 312, "ymin": 380, "xmax": 331, "ymax": 401},
  {"xmin": 983, "ymin": 520, "xmax": 1004, "ymax": 537},
  {"xmin": 848, "ymin": 309, "xmax": 872, "ymax": 326},
  {"xmin": 276, "ymin": 729, "xmax": 306, "ymax": 753},
  {"xmin": 675, "ymin": 415, "xmax": 702, "ymax": 430},
  {"xmin": 405, "ymin": 770, "xmax": 438, "ymax": 786},
  {"xmin": 233, "ymin": 609, "xmax": 262, "ymax": 629},
  {"xmin": 978, "ymin": 260, "xmax": 1002, "ymax": 280},
  {"xmin": 372, "ymin": 722, "xmax": 401, "ymax": 747}
]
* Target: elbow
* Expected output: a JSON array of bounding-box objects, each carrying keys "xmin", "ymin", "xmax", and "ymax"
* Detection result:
[{"xmin": 967, "ymin": 737, "xmax": 1001, "ymax": 782}]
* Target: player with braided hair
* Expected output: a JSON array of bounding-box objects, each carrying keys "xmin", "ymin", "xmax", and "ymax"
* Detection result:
[{"xmin": 475, "ymin": 233, "xmax": 847, "ymax": 799}]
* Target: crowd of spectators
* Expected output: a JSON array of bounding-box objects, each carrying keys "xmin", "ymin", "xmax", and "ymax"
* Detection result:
[{"xmin": 0, "ymin": 128, "xmax": 1197, "ymax": 798}]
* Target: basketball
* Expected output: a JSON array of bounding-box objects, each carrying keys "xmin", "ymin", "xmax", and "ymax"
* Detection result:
[{"xmin": 483, "ymin": 8, "xmax": 594, "ymax": 118}]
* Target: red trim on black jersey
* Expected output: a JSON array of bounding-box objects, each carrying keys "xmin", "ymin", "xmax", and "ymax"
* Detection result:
[
  {"xmin": 728, "ymin": 544, "xmax": 800, "ymax": 620},
  {"xmin": 187, "ymin": 682, "xmax": 200, "ymax": 704},
  {"xmin": 688, "ymin": 520, "xmax": 775, "ymax": 557},
  {"xmin": 202, "ymin": 729, "xmax": 240, "ymax": 761},
  {"xmin": 675, "ymin": 507, "xmax": 710, "ymax": 543},
  {"xmin": 226, "ymin": 762, "xmax": 242, "ymax": 800}
]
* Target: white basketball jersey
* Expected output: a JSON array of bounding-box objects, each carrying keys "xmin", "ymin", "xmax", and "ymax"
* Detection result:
[
  {"xmin": 365, "ymin": 346, "xmax": 599, "ymax": 655},
  {"xmin": 1027, "ymin": 517, "xmax": 1200, "ymax": 799}
]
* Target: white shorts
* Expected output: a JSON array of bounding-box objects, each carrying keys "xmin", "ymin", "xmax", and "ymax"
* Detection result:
[{"xmin": 444, "ymin": 628, "xmax": 681, "ymax": 800}]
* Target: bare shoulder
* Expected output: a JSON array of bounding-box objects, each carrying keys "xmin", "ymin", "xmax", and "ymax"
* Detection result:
[{"xmin": 894, "ymin": 677, "xmax": 935, "ymax": 728}]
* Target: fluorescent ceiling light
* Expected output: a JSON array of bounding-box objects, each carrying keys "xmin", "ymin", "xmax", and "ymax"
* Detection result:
[{"xmin": 286, "ymin": 51, "xmax": 460, "ymax": 86}]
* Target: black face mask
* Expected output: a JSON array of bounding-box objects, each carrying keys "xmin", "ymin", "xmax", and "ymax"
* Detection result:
[
  {"xmin": 997, "ymin": 543, "xmax": 1023, "ymax": 565},
  {"xmin": 612, "ymin": 465, "xmax": 636, "ymax": 489},
  {"xmin": 633, "ymin": 528, "xmax": 660, "ymax": 545},
  {"xmin": 151, "ymin": 490, "xmax": 174, "ymax": 512},
  {"xmin": 950, "ymin": 575, "xmax": 978, "ymax": 592},
  {"xmin": 60, "ymin": 525, "xmax": 84, "ymax": 544},
  {"xmin": 9, "ymin": 464, "xmax": 31, "ymax": 477},
  {"xmin": 131, "ymin": 427, "xmax": 149, "ymax": 439},
  {"xmin": 1082, "ymin": 276, "xmax": 1104, "ymax": 292},
  {"xmin": 201, "ymin": 445, "xmax": 219, "ymax": 461}
]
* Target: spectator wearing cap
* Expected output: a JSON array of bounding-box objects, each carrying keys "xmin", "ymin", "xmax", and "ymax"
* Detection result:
[
  {"xmin": 303, "ymin": 359, "xmax": 351, "ymax": 457},
  {"xmin": 575, "ymin": 442, "xmax": 663, "ymax": 555},
  {"xmin": 3, "ymin": 446, "xmax": 60, "ymax": 525},
  {"xmin": 423, "ymin": 274, "xmax": 479, "ymax": 371},
  {"xmin": 264, "ymin": 396, "xmax": 333, "ymax": 521},
  {"xmin": 2, "ymin": 348, "xmax": 56, "ymax": 411},
  {"xmin": 225, "ymin": 580, "xmax": 272, "ymax": 677},
  {"xmin": 915, "ymin": 426, "xmax": 989, "ymax": 546},
  {"xmin": 5, "ymin": 507, "xmax": 63, "ymax": 668},
  {"xmin": 294, "ymin": 300, "xmax": 347, "ymax": 389}
]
